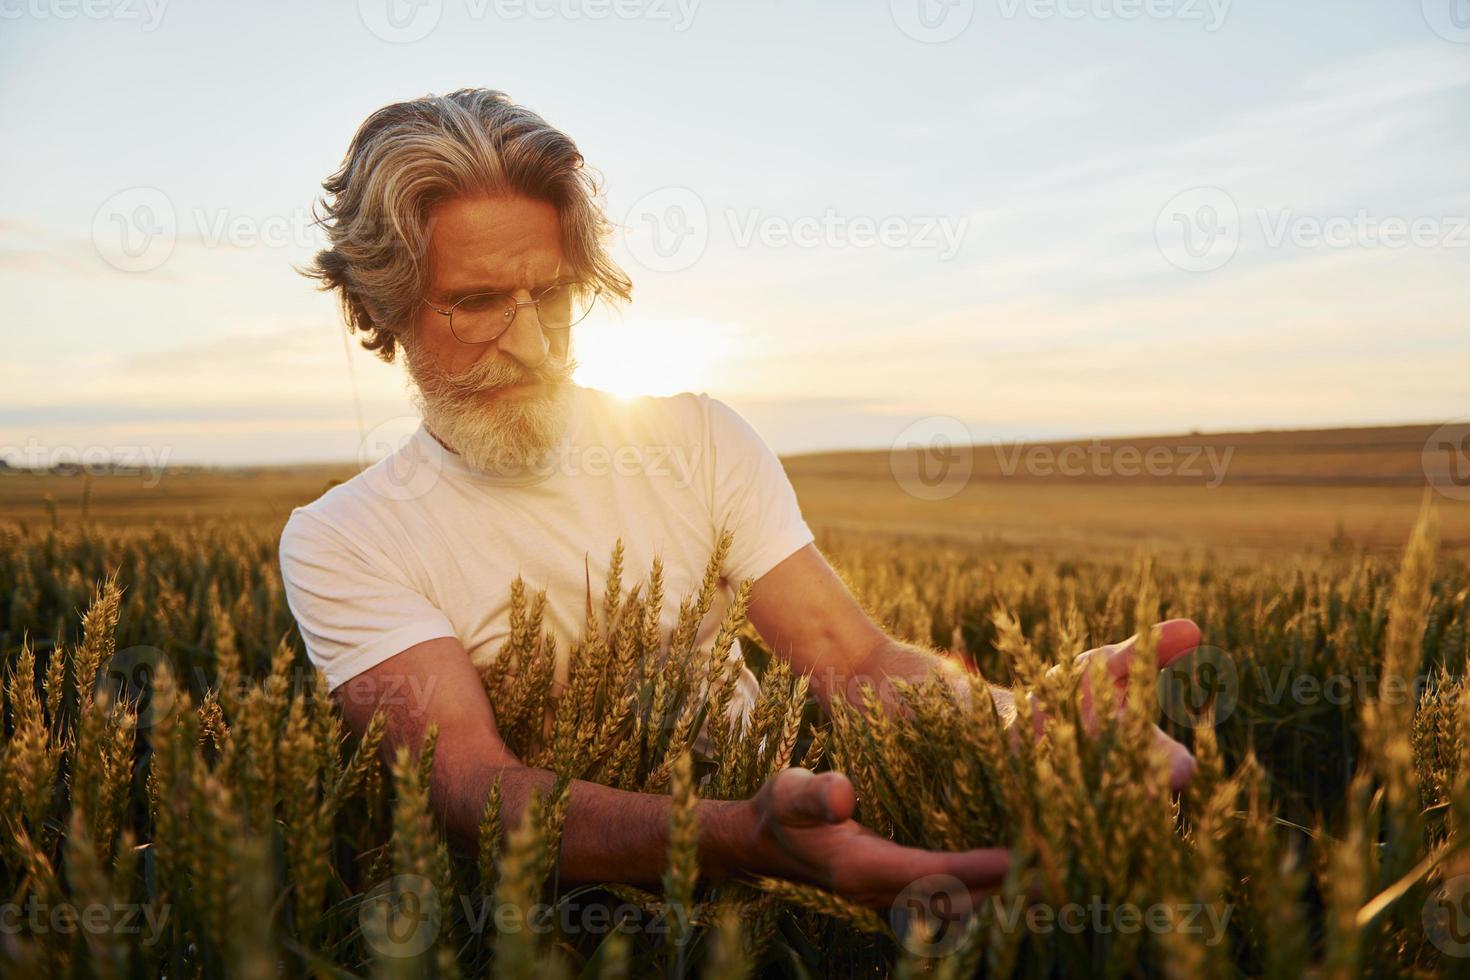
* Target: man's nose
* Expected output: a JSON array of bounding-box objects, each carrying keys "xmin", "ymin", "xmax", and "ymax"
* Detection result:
[{"xmin": 496, "ymin": 295, "xmax": 549, "ymax": 370}]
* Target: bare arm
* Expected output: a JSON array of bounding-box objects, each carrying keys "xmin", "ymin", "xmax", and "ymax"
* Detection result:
[
  {"xmin": 745, "ymin": 543, "xmax": 1197, "ymax": 789},
  {"xmin": 745, "ymin": 543, "xmax": 978, "ymax": 711},
  {"xmin": 336, "ymin": 635, "xmax": 749, "ymax": 887},
  {"xmin": 335, "ymin": 634, "xmax": 1011, "ymax": 903}
]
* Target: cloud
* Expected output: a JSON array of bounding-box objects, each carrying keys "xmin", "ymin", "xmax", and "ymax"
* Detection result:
[
  {"xmin": 971, "ymin": 66, "xmax": 1113, "ymax": 132},
  {"xmin": 1, "ymin": 316, "xmax": 412, "ymax": 432}
]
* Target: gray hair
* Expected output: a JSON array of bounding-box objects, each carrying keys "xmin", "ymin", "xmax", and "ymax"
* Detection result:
[{"xmin": 303, "ymin": 89, "xmax": 631, "ymax": 362}]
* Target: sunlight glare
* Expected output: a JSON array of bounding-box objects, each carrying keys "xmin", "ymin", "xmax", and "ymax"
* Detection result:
[{"xmin": 571, "ymin": 315, "xmax": 735, "ymax": 400}]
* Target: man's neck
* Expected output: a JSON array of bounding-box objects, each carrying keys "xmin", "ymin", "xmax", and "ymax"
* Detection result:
[{"xmin": 424, "ymin": 424, "xmax": 459, "ymax": 455}]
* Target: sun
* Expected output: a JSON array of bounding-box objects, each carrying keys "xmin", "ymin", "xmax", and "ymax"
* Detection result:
[{"xmin": 571, "ymin": 314, "xmax": 734, "ymax": 400}]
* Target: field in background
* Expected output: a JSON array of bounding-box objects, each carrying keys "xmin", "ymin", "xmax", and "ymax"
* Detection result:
[
  {"xmin": 790, "ymin": 422, "xmax": 1468, "ymax": 557},
  {"xmin": 3, "ymin": 422, "xmax": 1470, "ymax": 975},
  {"xmin": 4, "ymin": 423, "xmax": 1466, "ymax": 555}
]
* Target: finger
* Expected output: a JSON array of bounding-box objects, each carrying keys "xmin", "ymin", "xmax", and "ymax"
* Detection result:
[
  {"xmin": 1152, "ymin": 619, "xmax": 1203, "ymax": 671},
  {"xmin": 1154, "ymin": 726, "xmax": 1198, "ymax": 792},
  {"xmin": 1103, "ymin": 618, "xmax": 1202, "ymax": 681},
  {"xmin": 772, "ymin": 768, "xmax": 854, "ymax": 826},
  {"xmin": 968, "ymin": 867, "xmax": 1043, "ymax": 909},
  {"xmin": 850, "ymin": 839, "xmax": 1012, "ymax": 903},
  {"xmin": 940, "ymin": 846, "xmax": 1013, "ymax": 888}
]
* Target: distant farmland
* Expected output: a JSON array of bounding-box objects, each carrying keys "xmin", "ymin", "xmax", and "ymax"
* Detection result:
[
  {"xmin": 785, "ymin": 423, "xmax": 1470, "ymax": 556},
  {"xmin": 3, "ymin": 423, "xmax": 1466, "ymax": 554}
]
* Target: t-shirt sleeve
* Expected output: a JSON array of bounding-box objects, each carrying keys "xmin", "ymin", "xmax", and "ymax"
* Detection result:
[
  {"xmin": 277, "ymin": 509, "xmax": 458, "ymax": 692},
  {"xmin": 704, "ymin": 395, "xmax": 816, "ymax": 584}
]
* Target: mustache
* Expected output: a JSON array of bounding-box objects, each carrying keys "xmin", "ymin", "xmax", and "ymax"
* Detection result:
[{"xmin": 418, "ymin": 350, "xmax": 579, "ymax": 398}]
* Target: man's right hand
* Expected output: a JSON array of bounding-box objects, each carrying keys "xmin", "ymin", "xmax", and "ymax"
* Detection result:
[
  {"xmin": 741, "ymin": 766, "xmax": 1011, "ymax": 908},
  {"xmin": 337, "ymin": 636, "xmax": 1012, "ymax": 909}
]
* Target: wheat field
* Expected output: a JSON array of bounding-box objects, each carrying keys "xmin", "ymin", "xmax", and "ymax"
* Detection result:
[{"xmin": 2, "ymin": 453, "xmax": 1469, "ymax": 977}]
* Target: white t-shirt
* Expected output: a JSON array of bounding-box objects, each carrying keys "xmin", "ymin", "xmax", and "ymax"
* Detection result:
[{"xmin": 277, "ymin": 385, "xmax": 815, "ymax": 726}]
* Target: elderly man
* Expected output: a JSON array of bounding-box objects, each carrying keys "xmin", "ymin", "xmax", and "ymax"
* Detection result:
[{"xmin": 278, "ymin": 88, "xmax": 1197, "ymax": 908}]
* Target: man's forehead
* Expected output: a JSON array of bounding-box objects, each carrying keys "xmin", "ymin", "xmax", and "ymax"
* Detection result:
[{"xmin": 424, "ymin": 194, "xmax": 564, "ymax": 292}]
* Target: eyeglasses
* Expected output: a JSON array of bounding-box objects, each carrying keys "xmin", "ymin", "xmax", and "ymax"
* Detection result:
[{"xmin": 421, "ymin": 281, "xmax": 598, "ymax": 345}]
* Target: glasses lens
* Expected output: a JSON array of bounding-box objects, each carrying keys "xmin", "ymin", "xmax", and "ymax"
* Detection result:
[
  {"xmin": 449, "ymin": 293, "xmax": 516, "ymax": 343},
  {"xmin": 532, "ymin": 283, "xmax": 597, "ymax": 330},
  {"xmin": 569, "ymin": 288, "xmax": 597, "ymax": 326}
]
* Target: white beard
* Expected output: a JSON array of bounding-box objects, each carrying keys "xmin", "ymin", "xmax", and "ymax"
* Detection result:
[{"xmin": 402, "ymin": 335, "xmax": 579, "ymax": 478}]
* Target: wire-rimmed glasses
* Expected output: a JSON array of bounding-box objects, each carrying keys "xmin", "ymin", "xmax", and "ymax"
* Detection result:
[{"xmin": 421, "ymin": 281, "xmax": 598, "ymax": 345}]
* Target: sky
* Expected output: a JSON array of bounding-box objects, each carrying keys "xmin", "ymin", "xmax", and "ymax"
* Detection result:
[{"xmin": 1, "ymin": 0, "xmax": 1467, "ymax": 466}]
